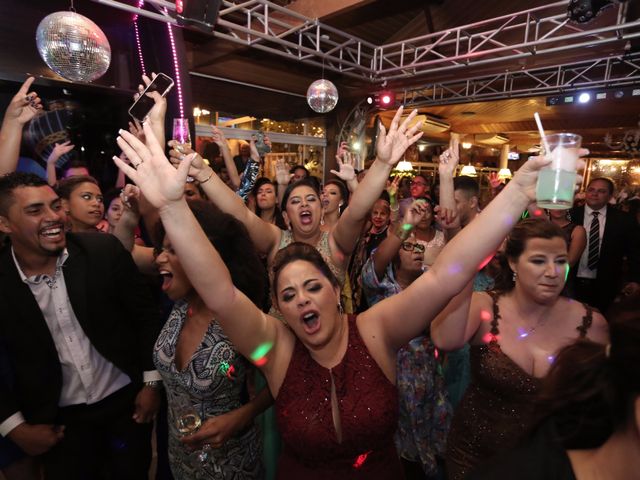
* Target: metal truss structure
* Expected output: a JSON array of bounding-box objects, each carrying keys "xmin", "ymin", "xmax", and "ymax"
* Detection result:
[
  {"xmin": 401, "ymin": 52, "xmax": 640, "ymax": 106},
  {"xmin": 95, "ymin": 0, "xmax": 640, "ymax": 96}
]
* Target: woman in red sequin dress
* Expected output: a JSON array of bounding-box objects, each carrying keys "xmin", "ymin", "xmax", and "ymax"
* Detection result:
[{"xmin": 114, "ymin": 118, "xmax": 586, "ymax": 479}]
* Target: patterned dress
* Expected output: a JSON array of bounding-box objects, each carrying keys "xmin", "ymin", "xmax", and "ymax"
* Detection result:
[
  {"xmin": 360, "ymin": 257, "xmax": 452, "ymax": 477},
  {"xmin": 154, "ymin": 301, "xmax": 263, "ymax": 479}
]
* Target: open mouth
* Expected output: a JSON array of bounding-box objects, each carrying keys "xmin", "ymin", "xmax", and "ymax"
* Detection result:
[
  {"xmin": 159, "ymin": 270, "xmax": 174, "ymax": 292},
  {"xmin": 40, "ymin": 224, "xmax": 64, "ymax": 241},
  {"xmin": 299, "ymin": 211, "xmax": 313, "ymax": 225},
  {"xmin": 300, "ymin": 311, "xmax": 321, "ymax": 334}
]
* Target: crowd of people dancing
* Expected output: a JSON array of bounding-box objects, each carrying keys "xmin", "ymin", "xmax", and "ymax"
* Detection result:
[{"xmin": 0, "ymin": 75, "xmax": 639, "ymax": 480}]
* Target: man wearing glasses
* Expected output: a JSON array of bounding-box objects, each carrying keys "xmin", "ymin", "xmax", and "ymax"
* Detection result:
[{"xmin": 399, "ymin": 174, "xmax": 430, "ymax": 217}]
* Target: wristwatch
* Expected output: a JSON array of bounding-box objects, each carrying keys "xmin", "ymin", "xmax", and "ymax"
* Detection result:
[{"xmin": 143, "ymin": 380, "xmax": 163, "ymax": 390}]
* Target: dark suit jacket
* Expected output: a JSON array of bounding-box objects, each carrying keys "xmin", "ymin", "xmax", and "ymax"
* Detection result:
[
  {"xmin": 570, "ymin": 205, "xmax": 640, "ymax": 308},
  {"xmin": 0, "ymin": 233, "xmax": 160, "ymax": 426}
]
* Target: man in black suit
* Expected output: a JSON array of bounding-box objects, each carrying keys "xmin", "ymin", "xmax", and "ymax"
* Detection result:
[
  {"xmin": 0, "ymin": 172, "xmax": 161, "ymax": 479},
  {"xmin": 571, "ymin": 177, "xmax": 640, "ymax": 314}
]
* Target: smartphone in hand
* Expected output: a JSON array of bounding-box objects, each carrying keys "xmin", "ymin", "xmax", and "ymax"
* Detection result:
[
  {"xmin": 255, "ymin": 131, "xmax": 271, "ymax": 156},
  {"xmin": 128, "ymin": 73, "xmax": 174, "ymax": 123}
]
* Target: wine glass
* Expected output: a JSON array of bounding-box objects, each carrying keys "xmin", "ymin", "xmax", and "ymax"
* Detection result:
[{"xmin": 171, "ymin": 389, "xmax": 211, "ymax": 464}]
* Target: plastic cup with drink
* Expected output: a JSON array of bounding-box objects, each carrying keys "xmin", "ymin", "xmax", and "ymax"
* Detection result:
[{"xmin": 533, "ymin": 113, "xmax": 581, "ymax": 210}]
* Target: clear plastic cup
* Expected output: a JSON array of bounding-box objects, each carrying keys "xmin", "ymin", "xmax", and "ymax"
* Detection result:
[{"xmin": 535, "ymin": 133, "xmax": 582, "ymax": 209}]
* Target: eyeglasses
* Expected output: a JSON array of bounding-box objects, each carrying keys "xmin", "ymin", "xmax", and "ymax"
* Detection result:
[
  {"xmin": 410, "ymin": 181, "xmax": 427, "ymax": 187},
  {"xmin": 401, "ymin": 242, "xmax": 425, "ymax": 253}
]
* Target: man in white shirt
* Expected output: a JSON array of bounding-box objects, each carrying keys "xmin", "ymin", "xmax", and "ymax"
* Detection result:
[
  {"xmin": 571, "ymin": 177, "xmax": 640, "ymax": 313},
  {"xmin": 0, "ymin": 172, "xmax": 161, "ymax": 479}
]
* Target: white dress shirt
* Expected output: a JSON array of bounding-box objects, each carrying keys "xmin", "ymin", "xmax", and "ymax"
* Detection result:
[
  {"xmin": 0, "ymin": 248, "xmax": 132, "ymax": 436},
  {"xmin": 577, "ymin": 205, "xmax": 607, "ymax": 279}
]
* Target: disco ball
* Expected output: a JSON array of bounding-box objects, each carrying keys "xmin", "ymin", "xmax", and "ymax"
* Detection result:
[
  {"xmin": 306, "ymin": 79, "xmax": 339, "ymax": 113},
  {"xmin": 36, "ymin": 11, "xmax": 111, "ymax": 82}
]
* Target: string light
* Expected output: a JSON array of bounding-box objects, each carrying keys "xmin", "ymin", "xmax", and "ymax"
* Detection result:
[
  {"xmin": 133, "ymin": 1, "xmax": 146, "ymax": 76},
  {"xmin": 165, "ymin": 17, "xmax": 184, "ymax": 118}
]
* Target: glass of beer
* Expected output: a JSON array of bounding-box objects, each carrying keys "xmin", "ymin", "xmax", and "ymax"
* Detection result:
[{"xmin": 535, "ymin": 133, "xmax": 582, "ymax": 209}]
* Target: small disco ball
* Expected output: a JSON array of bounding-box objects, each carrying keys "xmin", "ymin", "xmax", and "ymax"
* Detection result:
[
  {"xmin": 36, "ymin": 11, "xmax": 111, "ymax": 82},
  {"xmin": 306, "ymin": 79, "xmax": 339, "ymax": 113}
]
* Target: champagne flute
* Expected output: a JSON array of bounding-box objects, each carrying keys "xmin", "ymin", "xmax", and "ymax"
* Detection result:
[
  {"xmin": 172, "ymin": 118, "xmax": 195, "ymax": 182},
  {"xmin": 172, "ymin": 118, "xmax": 192, "ymax": 150},
  {"xmin": 171, "ymin": 389, "xmax": 211, "ymax": 464}
]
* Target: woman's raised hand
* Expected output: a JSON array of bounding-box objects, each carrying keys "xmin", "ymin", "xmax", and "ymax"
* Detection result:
[
  {"xmin": 211, "ymin": 126, "xmax": 227, "ymax": 148},
  {"xmin": 438, "ymin": 138, "xmax": 460, "ymax": 177},
  {"xmin": 330, "ymin": 142, "xmax": 357, "ymax": 181},
  {"xmin": 114, "ymin": 122, "xmax": 192, "ymax": 209},
  {"xmin": 6, "ymin": 77, "xmax": 42, "ymax": 125},
  {"xmin": 135, "ymin": 73, "xmax": 167, "ymax": 126},
  {"xmin": 167, "ymin": 141, "xmax": 211, "ymax": 180},
  {"xmin": 275, "ymin": 157, "xmax": 293, "ymax": 185},
  {"xmin": 510, "ymin": 149, "xmax": 588, "ymax": 203},
  {"xmin": 375, "ymin": 106, "xmax": 423, "ymax": 167},
  {"xmin": 404, "ymin": 199, "xmax": 428, "ymax": 227},
  {"xmin": 47, "ymin": 141, "xmax": 74, "ymax": 165}
]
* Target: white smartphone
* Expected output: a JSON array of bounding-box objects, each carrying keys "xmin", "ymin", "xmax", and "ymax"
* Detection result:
[{"xmin": 128, "ymin": 73, "xmax": 174, "ymax": 123}]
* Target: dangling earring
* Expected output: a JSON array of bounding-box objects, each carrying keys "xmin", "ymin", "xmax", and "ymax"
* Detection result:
[
  {"xmin": 512, "ymin": 271, "xmax": 517, "ymax": 282},
  {"xmin": 337, "ymin": 301, "xmax": 344, "ymax": 316},
  {"xmin": 566, "ymin": 210, "xmax": 572, "ymax": 222}
]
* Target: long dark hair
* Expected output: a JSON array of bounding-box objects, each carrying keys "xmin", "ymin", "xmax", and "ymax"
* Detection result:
[
  {"xmin": 536, "ymin": 294, "xmax": 640, "ymax": 449},
  {"xmin": 272, "ymin": 242, "xmax": 339, "ymax": 302},
  {"xmin": 157, "ymin": 200, "xmax": 266, "ymax": 307},
  {"xmin": 252, "ymin": 177, "xmax": 286, "ymax": 230},
  {"xmin": 493, "ymin": 219, "xmax": 567, "ymax": 292}
]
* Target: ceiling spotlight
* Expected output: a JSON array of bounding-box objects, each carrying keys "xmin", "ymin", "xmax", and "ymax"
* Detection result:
[
  {"xmin": 614, "ymin": 90, "xmax": 625, "ymax": 99},
  {"xmin": 547, "ymin": 96, "xmax": 560, "ymax": 106},
  {"xmin": 352, "ymin": 141, "xmax": 361, "ymax": 150},
  {"xmin": 567, "ymin": 0, "xmax": 615, "ymax": 24},
  {"xmin": 462, "ymin": 142, "xmax": 472, "ymax": 149},
  {"xmin": 578, "ymin": 92, "xmax": 591, "ymax": 103},
  {"xmin": 366, "ymin": 96, "xmax": 373, "ymax": 105},
  {"xmin": 372, "ymin": 91, "xmax": 396, "ymax": 109}
]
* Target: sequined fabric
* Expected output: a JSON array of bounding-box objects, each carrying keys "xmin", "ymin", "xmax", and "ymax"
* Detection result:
[
  {"xmin": 445, "ymin": 293, "xmax": 593, "ymax": 480},
  {"xmin": 275, "ymin": 315, "xmax": 402, "ymax": 479}
]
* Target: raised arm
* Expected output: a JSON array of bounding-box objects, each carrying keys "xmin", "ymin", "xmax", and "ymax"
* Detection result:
[
  {"xmin": 111, "ymin": 185, "xmax": 158, "ymax": 275},
  {"xmin": 212, "ymin": 126, "xmax": 240, "ymax": 190},
  {"xmin": 114, "ymin": 124, "xmax": 284, "ymax": 370},
  {"xmin": 372, "ymin": 200, "xmax": 426, "ymax": 279},
  {"xmin": 331, "ymin": 107, "xmax": 423, "ymax": 257},
  {"xmin": 135, "ymin": 73, "xmax": 167, "ymax": 148},
  {"xmin": 330, "ymin": 142, "xmax": 359, "ymax": 193},
  {"xmin": 45, "ymin": 141, "xmax": 74, "ymax": 186},
  {"xmin": 168, "ymin": 144, "xmax": 281, "ymax": 258},
  {"xmin": 0, "ymin": 77, "xmax": 42, "ymax": 175},
  {"xmin": 274, "ymin": 157, "xmax": 293, "ymax": 208},
  {"xmin": 363, "ymin": 153, "xmax": 575, "ymax": 352},
  {"xmin": 438, "ymin": 139, "xmax": 460, "ymax": 241}
]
